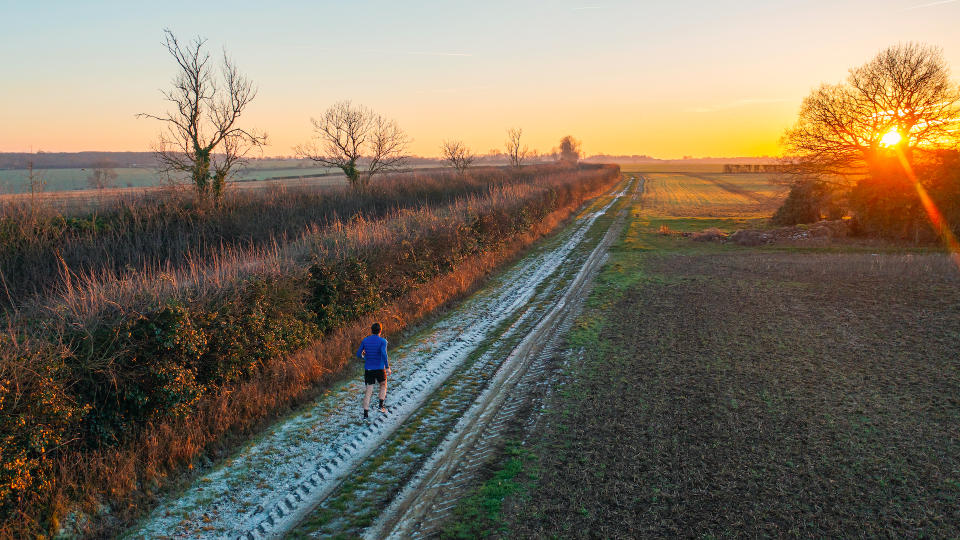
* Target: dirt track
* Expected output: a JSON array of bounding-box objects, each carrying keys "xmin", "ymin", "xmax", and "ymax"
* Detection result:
[
  {"xmin": 126, "ymin": 176, "xmax": 636, "ymax": 540},
  {"xmin": 366, "ymin": 178, "xmax": 639, "ymax": 539}
]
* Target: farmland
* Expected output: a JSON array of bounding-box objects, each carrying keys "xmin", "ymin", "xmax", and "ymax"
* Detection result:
[
  {"xmin": 635, "ymin": 170, "xmax": 786, "ymax": 218},
  {"xmin": 452, "ymin": 170, "xmax": 960, "ymax": 538},
  {"xmin": 0, "ymin": 161, "xmax": 347, "ymax": 193}
]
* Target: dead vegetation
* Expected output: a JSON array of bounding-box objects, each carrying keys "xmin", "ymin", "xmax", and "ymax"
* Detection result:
[{"xmin": 682, "ymin": 219, "xmax": 851, "ymax": 246}]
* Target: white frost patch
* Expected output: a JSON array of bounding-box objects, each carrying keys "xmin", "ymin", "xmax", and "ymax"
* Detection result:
[{"xmin": 126, "ymin": 191, "xmax": 622, "ymax": 540}]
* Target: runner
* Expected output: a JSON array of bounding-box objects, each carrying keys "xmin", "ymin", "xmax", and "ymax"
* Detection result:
[{"xmin": 356, "ymin": 322, "xmax": 391, "ymax": 419}]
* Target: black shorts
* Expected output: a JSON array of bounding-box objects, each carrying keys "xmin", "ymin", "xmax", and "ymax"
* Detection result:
[{"xmin": 364, "ymin": 369, "xmax": 386, "ymax": 385}]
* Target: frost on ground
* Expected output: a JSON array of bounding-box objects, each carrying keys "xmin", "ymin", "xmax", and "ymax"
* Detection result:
[{"xmin": 126, "ymin": 191, "xmax": 622, "ymax": 540}]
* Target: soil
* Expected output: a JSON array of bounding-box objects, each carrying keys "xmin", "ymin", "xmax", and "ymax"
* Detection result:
[{"xmin": 501, "ymin": 250, "xmax": 960, "ymax": 538}]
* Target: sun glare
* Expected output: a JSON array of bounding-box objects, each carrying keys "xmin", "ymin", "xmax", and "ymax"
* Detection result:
[{"xmin": 880, "ymin": 129, "xmax": 903, "ymax": 147}]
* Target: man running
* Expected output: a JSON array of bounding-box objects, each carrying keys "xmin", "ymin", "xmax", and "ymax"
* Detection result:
[{"xmin": 356, "ymin": 322, "xmax": 391, "ymax": 419}]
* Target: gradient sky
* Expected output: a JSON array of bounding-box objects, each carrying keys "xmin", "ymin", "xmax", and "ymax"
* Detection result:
[{"xmin": 2, "ymin": 0, "xmax": 959, "ymax": 158}]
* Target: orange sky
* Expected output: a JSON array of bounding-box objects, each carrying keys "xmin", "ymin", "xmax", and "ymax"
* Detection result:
[{"xmin": 2, "ymin": 1, "xmax": 958, "ymax": 158}]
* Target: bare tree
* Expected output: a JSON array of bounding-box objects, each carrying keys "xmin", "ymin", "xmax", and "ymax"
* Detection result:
[
  {"xmin": 19, "ymin": 161, "xmax": 47, "ymax": 216},
  {"xmin": 505, "ymin": 128, "xmax": 528, "ymax": 168},
  {"xmin": 138, "ymin": 29, "xmax": 266, "ymax": 201},
  {"xmin": 558, "ymin": 135, "xmax": 582, "ymax": 164},
  {"xmin": 296, "ymin": 100, "xmax": 410, "ymax": 191},
  {"xmin": 440, "ymin": 139, "xmax": 475, "ymax": 175},
  {"xmin": 87, "ymin": 161, "xmax": 118, "ymax": 190},
  {"xmin": 783, "ymin": 42, "xmax": 960, "ymax": 181},
  {"xmin": 25, "ymin": 161, "xmax": 46, "ymax": 196}
]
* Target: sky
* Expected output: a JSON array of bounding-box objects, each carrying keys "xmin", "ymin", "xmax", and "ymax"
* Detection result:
[{"xmin": 1, "ymin": 0, "xmax": 959, "ymax": 159}]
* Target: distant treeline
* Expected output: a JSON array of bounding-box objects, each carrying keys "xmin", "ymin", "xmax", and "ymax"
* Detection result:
[
  {"xmin": 0, "ymin": 152, "xmax": 161, "ymax": 169},
  {"xmin": 583, "ymin": 155, "xmax": 781, "ymax": 165},
  {"xmin": 3, "ymin": 152, "xmax": 789, "ymax": 171},
  {"xmin": 0, "ymin": 152, "xmax": 499, "ymax": 170},
  {"xmin": 723, "ymin": 164, "xmax": 789, "ymax": 173}
]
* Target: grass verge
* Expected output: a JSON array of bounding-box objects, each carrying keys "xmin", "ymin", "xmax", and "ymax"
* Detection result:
[{"xmin": 441, "ymin": 444, "xmax": 537, "ymax": 540}]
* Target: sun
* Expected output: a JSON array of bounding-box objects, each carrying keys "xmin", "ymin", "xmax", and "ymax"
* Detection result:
[{"xmin": 880, "ymin": 129, "xmax": 903, "ymax": 147}]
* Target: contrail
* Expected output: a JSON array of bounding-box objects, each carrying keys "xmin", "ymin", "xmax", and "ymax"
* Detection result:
[
  {"xmin": 903, "ymin": 0, "xmax": 959, "ymax": 10},
  {"xmin": 404, "ymin": 51, "xmax": 472, "ymax": 57},
  {"xmin": 685, "ymin": 97, "xmax": 789, "ymax": 113}
]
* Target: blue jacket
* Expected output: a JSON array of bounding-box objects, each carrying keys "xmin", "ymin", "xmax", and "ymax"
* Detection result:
[{"xmin": 356, "ymin": 334, "xmax": 389, "ymax": 370}]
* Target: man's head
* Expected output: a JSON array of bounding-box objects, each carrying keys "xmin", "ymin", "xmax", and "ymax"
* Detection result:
[{"xmin": 371, "ymin": 322, "xmax": 382, "ymax": 335}]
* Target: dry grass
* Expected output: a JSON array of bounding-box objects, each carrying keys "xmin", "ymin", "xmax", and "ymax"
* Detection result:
[
  {"xmin": 0, "ymin": 166, "xmax": 538, "ymax": 312},
  {"xmin": 17, "ymin": 180, "xmax": 546, "ymax": 331}
]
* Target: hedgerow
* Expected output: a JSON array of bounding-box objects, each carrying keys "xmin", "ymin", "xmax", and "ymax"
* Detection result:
[{"xmin": 0, "ymin": 163, "xmax": 620, "ymax": 537}]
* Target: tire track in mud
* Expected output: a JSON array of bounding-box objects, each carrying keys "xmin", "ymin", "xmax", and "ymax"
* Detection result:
[
  {"xmin": 366, "ymin": 176, "xmax": 640, "ymax": 539},
  {"xmin": 127, "ymin": 178, "xmax": 632, "ymax": 540}
]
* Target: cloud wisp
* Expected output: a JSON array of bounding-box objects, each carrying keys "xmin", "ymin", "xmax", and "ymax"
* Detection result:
[
  {"xmin": 415, "ymin": 84, "xmax": 495, "ymax": 95},
  {"xmin": 309, "ymin": 47, "xmax": 472, "ymax": 58}
]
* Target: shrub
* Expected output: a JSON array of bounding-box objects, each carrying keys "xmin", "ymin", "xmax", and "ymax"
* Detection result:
[
  {"xmin": 848, "ymin": 172, "xmax": 929, "ymax": 240},
  {"xmin": 0, "ymin": 336, "xmax": 87, "ymax": 514},
  {"xmin": 201, "ymin": 275, "xmax": 317, "ymax": 385},
  {"xmin": 73, "ymin": 302, "xmax": 209, "ymax": 446},
  {"xmin": 771, "ymin": 179, "xmax": 840, "ymax": 225},
  {"xmin": 308, "ymin": 257, "xmax": 383, "ymax": 335}
]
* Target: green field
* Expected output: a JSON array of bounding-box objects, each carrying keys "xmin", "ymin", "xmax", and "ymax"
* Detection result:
[
  {"xmin": 450, "ymin": 170, "xmax": 960, "ymax": 538},
  {"xmin": 0, "ymin": 162, "xmax": 342, "ymax": 193}
]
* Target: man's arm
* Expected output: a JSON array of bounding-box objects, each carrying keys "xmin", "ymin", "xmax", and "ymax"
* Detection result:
[
  {"xmin": 380, "ymin": 340, "xmax": 389, "ymax": 370},
  {"xmin": 356, "ymin": 342, "xmax": 364, "ymax": 359}
]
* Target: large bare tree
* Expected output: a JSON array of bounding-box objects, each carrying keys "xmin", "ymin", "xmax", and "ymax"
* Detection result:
[
  {"xmin": 783, "ymin": 43, "xmax": 960, "ymax": 181},
  {"xmin": 440, "ymin": 139, "xmax": 475, "ymax": 175},
  {"xmin": 505, "ymin": 128, "xmax": 529, "ymax": 168},
  {"xmin": 139, "ymin": 29, "xmax": 266, "ymax": 200},
  {"xmin": 296, "ymin": 101, "xmax": 410, "ymax": 190}
]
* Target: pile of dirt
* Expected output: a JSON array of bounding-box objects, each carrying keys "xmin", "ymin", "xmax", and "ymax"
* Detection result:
[
  {"xmin": 690, "ymin": 228, "xmax": 725, "ymax": 242},
  {"xmin": 686, "ymin": 220, "xmax": 849, "ymax": 246}
]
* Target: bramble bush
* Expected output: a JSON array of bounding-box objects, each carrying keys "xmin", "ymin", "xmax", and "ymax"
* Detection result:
[
  {"xmin": 0, "ymin": 336, "xmax": 87, "ymax": 515},
  {"xmin": 69, "ymin": 275, "xmax": 321, "ymax": 448}
]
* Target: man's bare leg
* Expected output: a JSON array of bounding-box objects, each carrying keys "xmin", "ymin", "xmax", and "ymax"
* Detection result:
[
  {"xmin": 363, "ymin": 384, "xmax": 375, "ymax": 413},
  {"xmin": 378, "ymin": 380, "xmax": 388, "ymax": 411}
]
